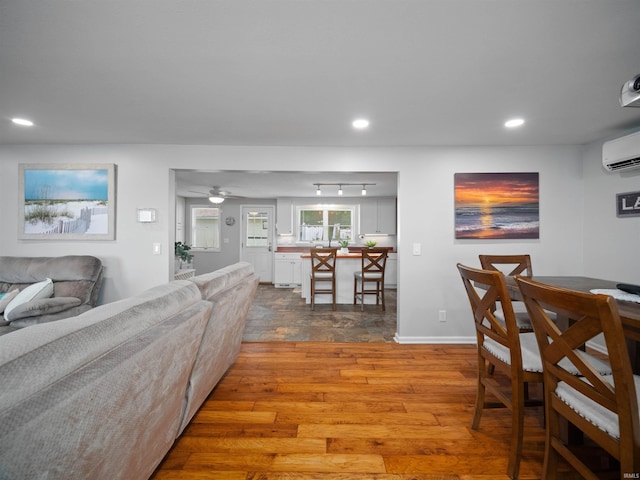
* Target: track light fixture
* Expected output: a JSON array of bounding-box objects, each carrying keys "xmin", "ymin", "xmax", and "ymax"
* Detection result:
[{"xmin": 313, "ymin": 183, "xmax": 375, "ymax": 196}]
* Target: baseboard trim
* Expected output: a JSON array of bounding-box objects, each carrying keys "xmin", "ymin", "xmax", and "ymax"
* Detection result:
[
  {"xmin": 393, "ymin": 335, "xmax": 607, "ymax": 354},
  {"xmin": 394, "ymin": 334, "xmax": 476, "ymax": 344}
]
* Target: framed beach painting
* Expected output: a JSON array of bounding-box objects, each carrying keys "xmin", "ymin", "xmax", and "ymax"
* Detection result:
[
  {"xmin": 454, "ymin": 172, "xmax": 539, "ymax": 239},
  {"xmin": 19, "ymin": 164, "xmax": 116, "ymax": 240}
]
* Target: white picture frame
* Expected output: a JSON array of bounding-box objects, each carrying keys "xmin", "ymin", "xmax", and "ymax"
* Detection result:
[{"xmin": 18, "ymin": 163, "xmax": 117, "ymax": 240}]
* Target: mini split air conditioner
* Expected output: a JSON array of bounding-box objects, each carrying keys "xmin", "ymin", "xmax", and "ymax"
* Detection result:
[{"xmin": 602, "ymin": 130, "xmax": 640, "ymax": 172}]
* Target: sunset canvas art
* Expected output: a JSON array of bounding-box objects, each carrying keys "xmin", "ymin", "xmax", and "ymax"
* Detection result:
[{"xmin": 454, "ymin": 172, "xmax": 539, "ymax": 239}]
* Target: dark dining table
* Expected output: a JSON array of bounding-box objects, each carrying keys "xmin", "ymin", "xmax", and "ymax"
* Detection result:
[{"xmin": 502, "ymin": 275, "xmax": 640, "ymax": 372}]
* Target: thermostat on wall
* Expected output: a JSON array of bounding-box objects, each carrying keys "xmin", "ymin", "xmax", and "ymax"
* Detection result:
[{"xmin": 137, "ymin": 208, "xmax": 157, "ymax": 223}]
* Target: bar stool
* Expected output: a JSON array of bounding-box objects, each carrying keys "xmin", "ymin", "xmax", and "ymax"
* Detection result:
[
  {"xmin": 309, "ymin": 248, "xmax": 338, "ymax": 310},
  {"xmin": 353, "ymin": 248, "xmax": 388, "ymax": 311}
]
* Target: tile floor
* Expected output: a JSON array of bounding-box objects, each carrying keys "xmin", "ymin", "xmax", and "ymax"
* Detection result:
[{"xmin": 243, "ymin": 284, "xmax": 397, "ymax": 342}]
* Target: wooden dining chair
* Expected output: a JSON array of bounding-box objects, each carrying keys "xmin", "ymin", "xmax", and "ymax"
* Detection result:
[
  {"xmin": 457, "ymin": 263, "xmax": 544, "ymax": 479},
  {"xmin": 309, "ymin": 247, "xmax": 338, "ymax": 310},
  {"xmin": 479, "ymin": 254, "xmax": 535, "ymax": 332},
  {"xmin": 353, "ymin": 248, "xmax": 388, "ymax": 311},
  {"xmin": 479, "ymin": 254, "xmax": 533, "ymax": 277},
  {"xmin": 516, "ymin": 276, "xmax": 640, "ymax": 480}
]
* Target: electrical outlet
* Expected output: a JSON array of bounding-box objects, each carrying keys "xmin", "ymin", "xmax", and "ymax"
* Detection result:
[{"xmin": 438, "ymin": 310, "xmax": 447, "ymax": 322}]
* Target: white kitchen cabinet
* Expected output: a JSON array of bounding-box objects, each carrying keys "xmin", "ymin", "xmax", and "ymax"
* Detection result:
[
  {"xmin": 276, "ymin": 198, "xmax": 294, "ymax": 236},
  {"xmin": 360, "ymin": 197, "xmax": 396, "ymax": 235},
  {"xmin": 384, "ymin": 253, "xmax": 397, "ymax": 288},
  {"xmin": 274, "ymin": 253, "xmax": 302, "ymax": 287}
]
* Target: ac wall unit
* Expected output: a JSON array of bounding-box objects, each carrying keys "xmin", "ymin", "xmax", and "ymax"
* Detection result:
[{"xmin": 602, "ymin": 130, "xmax": 640, "ymax": 172}]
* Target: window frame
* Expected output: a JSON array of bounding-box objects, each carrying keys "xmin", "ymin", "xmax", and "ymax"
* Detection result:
[
  {"xmin": 189, "ymin": 204, "xmax": 222, "ymax": 252},
  {"xmin": 295, "ymin": 204, "xmax": 355, "ymax": 244}
]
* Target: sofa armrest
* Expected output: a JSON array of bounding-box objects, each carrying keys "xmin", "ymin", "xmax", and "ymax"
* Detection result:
[{"xmin": 5, "ymin": 297, "xmax": 82, "ymax": 322}]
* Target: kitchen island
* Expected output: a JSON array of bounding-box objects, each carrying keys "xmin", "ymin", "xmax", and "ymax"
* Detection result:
[{"xmin": 300, "ymin": 250, "xmax": 395, "ymax": 305}]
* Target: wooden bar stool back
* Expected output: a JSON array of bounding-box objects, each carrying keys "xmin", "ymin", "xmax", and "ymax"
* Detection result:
[
  {"xmin": 309, "ymin": 248, "xmax": 338, "ymax": 310},
  {"xmin": 353, "ymin": 248, "xmax": 388, "ymax": 311},
  {"xmin": 516, "ymin": 276, "xmax": 640, "ymax": 480}
]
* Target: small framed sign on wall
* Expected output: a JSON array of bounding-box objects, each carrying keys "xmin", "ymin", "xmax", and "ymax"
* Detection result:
[{"xmin": 616, "ymin": 191, "xmax": 640, "ymax": 217}]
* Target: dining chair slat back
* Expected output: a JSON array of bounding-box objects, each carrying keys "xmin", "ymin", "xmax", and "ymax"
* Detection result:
[
  {"xmin": 516, "ymin": 276, "xmax": 640, "ymax": 480},
  {"xmin": 479, "ymin": 254, "xmax": 533, "ymax": 277},
  {"xmin": 479, "ymin": 254, "xmax": 535, "ymax": 332}
]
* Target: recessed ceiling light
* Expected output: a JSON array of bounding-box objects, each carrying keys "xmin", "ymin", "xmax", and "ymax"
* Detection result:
[
  {"xmin": 12, "ymin": 118, "xmax": 34, "ymax": 127},
  {"xmin": 504, "ymin": 118, "xmax": 525, "ymax": 128},
  {"xmin": 352, "ymin": 118, "xmax": 370, "ymax": 129}
]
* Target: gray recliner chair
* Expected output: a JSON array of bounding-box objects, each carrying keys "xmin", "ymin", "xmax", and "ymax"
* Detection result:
[{"xmin": 0, "ymin": 255, "xmax": 104, "ymax": 335}]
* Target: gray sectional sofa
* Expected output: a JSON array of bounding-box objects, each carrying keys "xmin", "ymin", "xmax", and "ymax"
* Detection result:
[
  {"xmin": 0, "ymin": 262, "xmax": 259, "ymax": 480},
  {"xmin": 0, "ymin": 255, "xmax": 104, "ymax": 335}
]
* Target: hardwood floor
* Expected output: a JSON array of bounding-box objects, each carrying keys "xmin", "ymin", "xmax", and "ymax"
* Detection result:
[{"xmin": 151, "ymin": 342, "xmax": 578, "ymax": 479}]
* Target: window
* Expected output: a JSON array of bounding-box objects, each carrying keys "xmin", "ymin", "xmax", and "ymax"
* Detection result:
[
  {"xmin": 190, "ymin": 206, "xmax": 221, "ymax": 250},
  {"xmin": 297, "ymin": 206, "xmax": 354, "ymax": 243},
  {"xmin": 245, "ymin": 210, "xmax": 269, "ymax": 247}
]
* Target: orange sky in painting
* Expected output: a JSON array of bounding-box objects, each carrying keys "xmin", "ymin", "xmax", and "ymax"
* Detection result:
[{"xmin": 454, "ymin": 173, "xmax": 539, "ymax": 207}]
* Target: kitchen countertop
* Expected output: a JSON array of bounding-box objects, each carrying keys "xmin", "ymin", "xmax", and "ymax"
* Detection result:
[{"xmin": 276, "ymin": 246, "xmax": 395, "ymax": 253}]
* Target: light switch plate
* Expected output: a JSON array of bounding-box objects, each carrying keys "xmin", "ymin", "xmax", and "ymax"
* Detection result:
[{"xmin": 412, "ymin": 243, "xmax": 421, "ymax": 255}]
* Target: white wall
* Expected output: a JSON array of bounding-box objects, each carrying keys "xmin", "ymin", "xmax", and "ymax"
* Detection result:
[
  {"xmin": 183, "ymin": 196, "xmax": 276, "ymax": 275},
  {"xmin": 0, "ymin": 143, "xmax": 598, "ymax": 342},
  {"xmin": 582, "ymin": 139, "xmax": 640, "ymax": 283}
]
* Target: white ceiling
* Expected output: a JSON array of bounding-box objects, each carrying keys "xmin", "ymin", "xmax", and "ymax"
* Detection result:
[
  {"xmin": 176, "ymin": 170, "xmax": 398, "ymax": 198},
  {"xmin": 2, "ymin": 1, "xmax": 640, "ymax": 197}
]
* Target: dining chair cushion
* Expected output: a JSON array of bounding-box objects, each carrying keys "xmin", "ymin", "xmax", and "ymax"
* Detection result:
[
  {"xmin": 494, "ymin": 308, "xmax": 533, "ymax": 331},
  {"xmin": 483, "ymin": 332, "xmax": 612, "ymax": 375},
  {"xmin": 555, "ymin": 374, "xmax": 640, "ymax": 439}
]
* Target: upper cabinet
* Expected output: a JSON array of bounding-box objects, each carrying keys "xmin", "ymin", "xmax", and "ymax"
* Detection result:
[
  {"xmin": 360, "ymin": 197, "xmax": 397, "ymax": 235},
  {"xmin": 276, "ymin": 198, "xmax": 294, "ymax": 235}
]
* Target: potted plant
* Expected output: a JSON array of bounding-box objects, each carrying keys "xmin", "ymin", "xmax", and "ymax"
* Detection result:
[
  {"xmin": 174, "ymin": 241, "xmax": 193, "ymax": 271},
  {"xmin": 365, "ymin": 240, "xmax": 377, "ymax": 248},
  {"xmin": 339, "ymin": 238, "xmax": 350, "ymax": 254}
]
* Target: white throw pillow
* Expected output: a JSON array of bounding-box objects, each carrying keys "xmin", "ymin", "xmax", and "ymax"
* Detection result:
[
  {"xmin": 4, "ymin": 279, "xmax": 54, "ymax": 317},
  {"xmin": 0, "ymin": 289, "xmax": 20, "ymax": 314}
]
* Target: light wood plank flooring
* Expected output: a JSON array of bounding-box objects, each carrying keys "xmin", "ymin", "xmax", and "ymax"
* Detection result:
[{"xmin": 151, "ymin": 342, "xmax": 584, "ymax": 479}]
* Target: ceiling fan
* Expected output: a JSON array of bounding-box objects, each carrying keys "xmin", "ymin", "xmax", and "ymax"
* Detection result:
[{"xmin": 189, "ymin": 186, "xmax": 244, "ymax": 204}]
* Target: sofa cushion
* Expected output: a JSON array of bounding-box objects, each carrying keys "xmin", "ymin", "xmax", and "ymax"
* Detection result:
[
  {"xmin": 0, "ymin": 256, "xmax": 104, "ymax": 307},
  {"xmin": 0, "ymin": 280, "xmax": 203, "ymax": 410},
  {"xmin": 6, "ymin": 297, "xmax": 82, "ymax": 323},
  {"xmin": 0, "ymin": 282, "xmax": 212, "ymax": 480},
  {"xmin": 4, "ymin": 279, "xmax": 53, "ymax": 318},
  {"xmin": 188, "ymin": 262, "xmax": 255, "ymax": 299},
  {"xmin": 0, "ymin": 289, "xmax": 19, "ymax": 314}
]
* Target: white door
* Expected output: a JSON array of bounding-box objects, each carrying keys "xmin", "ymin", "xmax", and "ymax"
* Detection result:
[{"xmin": 240, "ymin": 205, "xmax": 275, "ymax": 283}]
